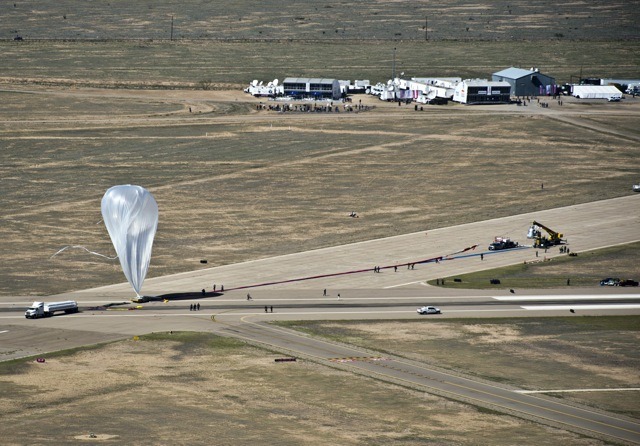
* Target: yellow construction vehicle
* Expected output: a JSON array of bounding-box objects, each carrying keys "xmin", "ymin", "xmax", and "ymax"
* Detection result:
[{"xmin": 527, "ymin": 221, "xmax": 564, "ymax": 248}]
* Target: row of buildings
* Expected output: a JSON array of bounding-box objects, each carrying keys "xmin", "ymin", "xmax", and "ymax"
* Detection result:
[{"xmin": 245, "ymin": 67, "xmax": 628, "ymax": 104}]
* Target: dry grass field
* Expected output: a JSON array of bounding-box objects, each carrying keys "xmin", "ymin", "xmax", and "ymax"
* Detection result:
[
  {"xmin": 1, "ymin": 40, "xmax": 638, "ymax": 90},
  {"xmin": 3, "ymin": 0, "xmax": 638, "ymax": 41},
  {"xmin": 0, "ymin": 330, "xmax": 628, "ymax": 445},
  {"xmin": 280, "ymin": 317, "xmax": 640, "ymax": 420},
  {"xmin": 1, "ymin": 1, "xmax": 639, "ymax": 88},
  {"xmin": 2, "ymin": 90, "xmax": 639, "ymax": 296},
  {"xmin": 1, "ymin": 3, "xmax": 638, "ymax": 298}
]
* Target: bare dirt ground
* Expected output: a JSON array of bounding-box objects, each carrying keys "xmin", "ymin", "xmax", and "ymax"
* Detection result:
[{"xmin": 0, "ymin": 332, "xmax": 618, "ymax": 445}]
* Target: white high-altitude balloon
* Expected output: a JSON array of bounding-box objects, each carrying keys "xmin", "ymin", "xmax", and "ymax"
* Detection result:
[{"xmin": 101, "ymin": 185, "xmax": 158, "ymax": 296}]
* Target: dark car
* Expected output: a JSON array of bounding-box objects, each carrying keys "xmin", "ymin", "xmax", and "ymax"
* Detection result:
[{"xmin": 618, "ymin": 279, "xmax": 639, "ymax": 287}]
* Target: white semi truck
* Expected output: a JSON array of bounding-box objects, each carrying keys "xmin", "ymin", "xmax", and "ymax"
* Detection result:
[{"xmin": 25, "ymin": 301, "xmax": 79, "ymax": 319}]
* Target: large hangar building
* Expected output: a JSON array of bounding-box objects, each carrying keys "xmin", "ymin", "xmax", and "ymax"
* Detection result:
[
  {"xmin": 492, "ymin": 67, "xmax": 557, "ymax": 97},
  {"xmin": 282, "ymin": 78, "xmax": 341, "ymax": 100}
]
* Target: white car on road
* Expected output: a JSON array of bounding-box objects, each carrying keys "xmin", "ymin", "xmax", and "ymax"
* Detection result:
[{"xmin": 417, "ymin": 306, "xmax": 441, "ymax": 315}]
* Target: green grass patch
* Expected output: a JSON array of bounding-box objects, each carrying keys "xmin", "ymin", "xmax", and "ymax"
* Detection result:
[{"xmin": 433, "ymin": 242, "xmax": 640, "ymax": 289}]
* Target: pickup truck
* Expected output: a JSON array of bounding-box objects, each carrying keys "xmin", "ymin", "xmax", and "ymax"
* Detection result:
[{"xmin": 488, "ymin": 237, "xmax": 519, "ymax": 251}]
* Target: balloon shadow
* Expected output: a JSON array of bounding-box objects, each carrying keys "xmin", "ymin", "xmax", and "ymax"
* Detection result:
[{"xmin": 156, "ymin": 291, "xmax": 223, "ymax": 301}]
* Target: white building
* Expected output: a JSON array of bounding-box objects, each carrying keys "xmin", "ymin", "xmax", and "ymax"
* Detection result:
[
  {"xmin": 282, "ymin": 78, "xmax": 342, "ymax": 100},
  {"xmin": 453, "ymin": 79, "xmax": 511, "ymax": 104},
  {"xmin": 571, "ymin": 85, "xmax": 622, "ymax": 100}
]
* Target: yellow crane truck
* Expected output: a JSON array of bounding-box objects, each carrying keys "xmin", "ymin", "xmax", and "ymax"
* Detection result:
[{"xmin": 527, "ymin": 221, "xmax": 564, "ymax": 248}]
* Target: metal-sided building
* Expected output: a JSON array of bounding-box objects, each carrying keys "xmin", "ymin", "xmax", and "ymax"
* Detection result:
[
  {"xmin": 282, "ymin": 78, "xmax": 341, "ymax": 100},
  {"xmin": 452, "ymin": 79, "xmax": 511, "ymax": 104},
  {"xmin": 492, "ymin": 67, "xmax": 556, "ymax": 97}
]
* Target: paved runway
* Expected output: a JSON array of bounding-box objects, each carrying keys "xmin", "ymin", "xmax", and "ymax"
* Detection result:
[{"xmin": 49, "ymin": 194, "xmax": 640, "ymax": 300}]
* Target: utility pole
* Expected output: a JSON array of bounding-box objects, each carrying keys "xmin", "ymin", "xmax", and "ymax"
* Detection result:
[
  {"xmin": 425, "ymin": 16, "xmax": 428, "ymax": 41},
  {"xmin": 392, "ymin": 47, "xmax": 396, "ymax": 79},
  {"xmin": 579, "ymin": 64, "xmax": 583, "ymax": 83},
  {"xmin": 170, "ymin": 15, "xmax": 174, "ymax": 41}
]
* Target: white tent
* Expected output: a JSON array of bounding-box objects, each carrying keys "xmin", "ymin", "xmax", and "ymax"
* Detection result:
[{"xmin": 572, "ymin": 85, "xmax": 622, "ymax": 99}]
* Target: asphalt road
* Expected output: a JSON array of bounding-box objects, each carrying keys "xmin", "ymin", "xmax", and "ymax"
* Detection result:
[
  {"xmin": 1, "ymin": 292, "xmax": 639, "ymax": 442},
  {"xmin": 1, "ymin": 195, "xmax": 640, "ymax": 443}
]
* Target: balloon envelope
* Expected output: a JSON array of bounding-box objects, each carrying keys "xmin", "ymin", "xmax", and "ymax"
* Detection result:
[{"xmin": 101, "ymin": 185, "xmax": 158, "ymax": 296}]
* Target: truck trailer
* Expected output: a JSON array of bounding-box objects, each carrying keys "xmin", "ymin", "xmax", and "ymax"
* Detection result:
[{"xmin": 25, "ymin": 301, "xmax": 79, "ymax": 319}]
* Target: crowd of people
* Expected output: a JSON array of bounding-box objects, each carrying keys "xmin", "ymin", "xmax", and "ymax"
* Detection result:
[{"xmin": 256, "ymin": 102, "xmax": 372, "ymax": 113}]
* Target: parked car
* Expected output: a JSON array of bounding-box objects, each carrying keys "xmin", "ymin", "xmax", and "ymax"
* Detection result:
[
  {"xmin": 599, "ymin": 278, "xmax": 620, "ymax": 286},
  {"xmin": 417, "ymin": 306, "xmax": 441, "ymax": 314},
  {"xmin": 618, "ymin": 279, "xmax": 639, "ymax": 287}
]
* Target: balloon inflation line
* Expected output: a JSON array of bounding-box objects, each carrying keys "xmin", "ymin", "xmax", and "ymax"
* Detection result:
[
  {"xmin": 50, "ymin": 245, "xmax": 118, "ymax": 260},
  {"xmin": 224, "ymin": 244, "xmax": 479, "ymax": 292}
]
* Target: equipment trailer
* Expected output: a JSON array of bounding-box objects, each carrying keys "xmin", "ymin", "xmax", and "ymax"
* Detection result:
[{"xmin": 25, "ymin": 301, "xmax": 79, "ymax": 319}]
